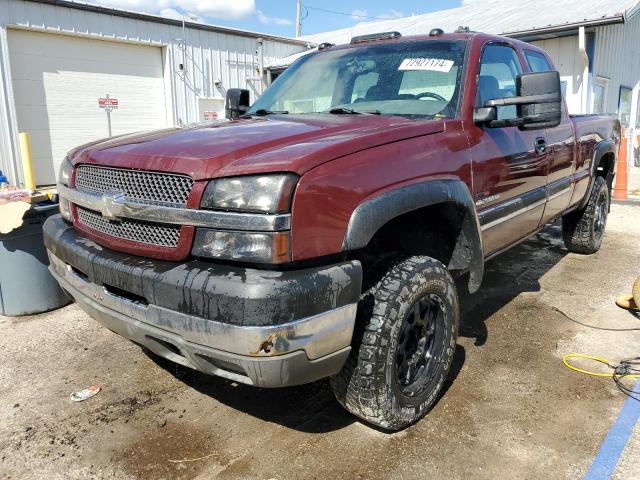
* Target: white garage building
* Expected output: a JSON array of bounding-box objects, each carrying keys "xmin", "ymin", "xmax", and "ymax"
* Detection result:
[{"xmin": 0, "ymin": 0, "xmax": 307, "ymax": 186}]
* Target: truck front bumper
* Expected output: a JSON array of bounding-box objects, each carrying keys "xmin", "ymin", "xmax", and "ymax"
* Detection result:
[{"xmin": 43, "ymin": 215, "xmax": 362, "ymax": 387}]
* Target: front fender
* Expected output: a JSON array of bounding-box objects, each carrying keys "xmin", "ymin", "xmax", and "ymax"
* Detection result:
[{"xmin": 342, "ymin": 179, "xmax": 484, "ymax": 293}]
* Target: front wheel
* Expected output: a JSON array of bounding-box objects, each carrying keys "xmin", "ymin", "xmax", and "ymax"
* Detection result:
[
  {"xmin": 562, "ymin": 176, "xmax": 609, "ymax": 254},
  {"xmin": 330, "ymin": 256, "xmax": 458, "ymax": 431}
]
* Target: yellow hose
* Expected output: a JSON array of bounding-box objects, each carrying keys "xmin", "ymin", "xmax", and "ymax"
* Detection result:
[{"xmin": 563, "ymin": 354, "xmax": 640, "ymax": 378}]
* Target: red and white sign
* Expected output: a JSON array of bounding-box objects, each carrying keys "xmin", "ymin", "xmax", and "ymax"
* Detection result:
[
  {"xmin": 98, "ymin": 98, "xmax": 119, "ymax": 109},
  {"xmin": 203, "ymin": 111, "xmax": 218, "ymax": 120}
]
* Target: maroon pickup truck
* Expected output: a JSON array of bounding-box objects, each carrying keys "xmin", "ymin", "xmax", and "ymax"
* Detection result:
[{"xmin": 45, "ymin": 30, "xmax": 620, "ymax": 430}]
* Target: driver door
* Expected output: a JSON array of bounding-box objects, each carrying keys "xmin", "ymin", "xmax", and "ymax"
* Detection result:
[{"xmin": 466, "ymin": 43, "xmax": 549, "ymax": 255}]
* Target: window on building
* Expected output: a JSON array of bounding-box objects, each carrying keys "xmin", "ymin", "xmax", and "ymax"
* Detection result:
[
  {"xmin": 524, "ymin": 50, "xmax": 552, "ymax": 72},
  {"xmin": 618, "ymin": 86, "xmax": 633, "ymax": 128},
  {"xmin": 478, "ymin": 44, "xmax": 523, "ymax": 120},
  {"xmin": 593, "ymin": 77, "xmax": 608, "ymax": 114}
]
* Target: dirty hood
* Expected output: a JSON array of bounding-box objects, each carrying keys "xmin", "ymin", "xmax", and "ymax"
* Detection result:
[{"xmin": 69, "ymin": 114, "xmax": 445, "ymax": 181}]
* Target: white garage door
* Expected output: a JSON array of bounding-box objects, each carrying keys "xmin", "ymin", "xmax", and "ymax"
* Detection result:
[{"xmin": 8, "ymin": 29, "xmax": 168, "ymax": 186}]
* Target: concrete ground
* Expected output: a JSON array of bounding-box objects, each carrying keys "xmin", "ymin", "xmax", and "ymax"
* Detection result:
[
  {"xmin": 629, "ymin": 164, "xmax": 640, "ymax": 199},
  {"xmin": 1, "ymin": 204, "xmax": 640, "ymax": 480}
]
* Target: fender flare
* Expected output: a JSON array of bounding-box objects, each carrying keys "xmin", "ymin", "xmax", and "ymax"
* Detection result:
[
  {"xmin": 342, "ymin": 179, "xmax": 484, "ymax": 293},
  {"xmin": 580, "ymin": 139, "xmax": 617, "ymax": 209}
]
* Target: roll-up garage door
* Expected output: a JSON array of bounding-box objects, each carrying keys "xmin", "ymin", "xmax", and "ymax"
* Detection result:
[{"xmin": 8, "ymin": 29, "xmax": 168, "ymax": 185}]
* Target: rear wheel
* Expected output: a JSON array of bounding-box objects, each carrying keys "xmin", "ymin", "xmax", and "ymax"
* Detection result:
[
  {"xmin": 330, "ymin": 256, "xmax": 458, "ymax": 431},
  {"xmin": 562, "ymin": 176, "xmax": 609, "ymax": 254}
]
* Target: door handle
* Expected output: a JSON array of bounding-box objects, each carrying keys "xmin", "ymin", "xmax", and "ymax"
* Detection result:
[{"xmin": 535, "ymin": 137, "xmax": 547, "ymax": 155}]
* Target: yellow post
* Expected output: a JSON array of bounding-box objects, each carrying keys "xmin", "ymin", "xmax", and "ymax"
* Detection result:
[{"xmin": 19, "ymin": 132, "xmax": 36, "ymax": 192}]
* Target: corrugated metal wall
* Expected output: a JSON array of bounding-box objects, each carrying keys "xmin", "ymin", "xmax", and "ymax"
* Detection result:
[
  {"xmin": 530, "ymin": 36, "xmax": 585, "ymax": 114},
  {"xmin": 0, "ymin": 0, "xmax": 306, "ymax": 184},
  {"xmin": 592, "ymin": 11, "xmax": 640, "ymax": 121}
]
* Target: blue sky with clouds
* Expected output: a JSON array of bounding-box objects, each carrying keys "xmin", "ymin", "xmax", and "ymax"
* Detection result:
[{"xmin": 88, "ymin": 0, "xmax": 467, "ymax": 37}]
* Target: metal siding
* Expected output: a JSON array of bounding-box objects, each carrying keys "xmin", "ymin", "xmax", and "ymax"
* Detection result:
[
  {"xmin": 530, "ymin": 36, "xmax": 585, "ymax": 114},
  {"xmin": 594, "ymin": 12, "xmax": 640, "ymax": 115},
  {"xmin": 0, "ymin": 0, "xmax": 305, "ymax": 184}
]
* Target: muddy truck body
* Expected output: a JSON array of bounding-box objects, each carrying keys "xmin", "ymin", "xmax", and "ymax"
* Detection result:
[{"xmin": 45, "ymin": 31, "xmax": 620, "ymax": 429}]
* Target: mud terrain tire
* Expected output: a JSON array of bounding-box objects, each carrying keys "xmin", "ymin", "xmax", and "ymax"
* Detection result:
[
  {"xmin": 331, "ymin": 256, "xmax": 458, "ymax": 431},
  {"xmin": 562, "ymin": 176, "xmax": 609, "ymax": 254}
]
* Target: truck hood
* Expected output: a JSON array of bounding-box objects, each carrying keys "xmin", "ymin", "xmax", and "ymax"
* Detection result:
[{"xmin": 69, "ymin": 114, "xmax": 445, "ymax": 180}]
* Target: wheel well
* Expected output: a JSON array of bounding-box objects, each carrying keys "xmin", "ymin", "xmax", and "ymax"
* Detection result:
[
  {"xmin": 597, "ymin": 152, "xmax": 615, "ymax": 193},
  {"xmin": 353, "ymin": 203, "xmax": 473, "ymax": 286}
]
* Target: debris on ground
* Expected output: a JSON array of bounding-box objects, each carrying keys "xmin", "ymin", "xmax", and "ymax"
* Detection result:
[{"xmin": 70, "ymin": 385, "xmax": 101, "ymax": 402}]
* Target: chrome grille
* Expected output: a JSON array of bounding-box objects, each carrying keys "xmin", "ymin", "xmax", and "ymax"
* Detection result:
[
  {"xmin": 75, "ymin": 165, "xmax": 193, "ymax": 206},
  {"xmin": 77, "ymin": 207, "xmax": 181, "ymax": 247}
]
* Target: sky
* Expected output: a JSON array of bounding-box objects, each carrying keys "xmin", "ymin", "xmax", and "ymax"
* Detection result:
[{"xmin": 84, "ymin": 0, "xmax": 472, "ymax": 37}]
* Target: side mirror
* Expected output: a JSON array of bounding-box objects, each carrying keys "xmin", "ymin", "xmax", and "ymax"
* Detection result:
[
  {"xmin": 225, "ymin": 88, "xmax": 250, "ymax": 119},
  {"xmin": 474, "ymin": 71, "xmax": 562, "ymax": 130},
  {"xmin": 516, "ymin": 71, "xmax": 562, "ymax": 130}
]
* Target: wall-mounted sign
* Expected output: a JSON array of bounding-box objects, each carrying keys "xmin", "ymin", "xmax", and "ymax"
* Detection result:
[
  {"xmin": 99, "ymin": 95, "xmax": 118, "ymax": 137},
  {"xmin": 98, "ymin": 97, "xmax": 119, "ymax": 111},
  {"xmin": 203, "ymin": 111, "xmax": 218, "ymax": 120}
]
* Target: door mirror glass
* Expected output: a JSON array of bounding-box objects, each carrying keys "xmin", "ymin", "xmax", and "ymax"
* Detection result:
[
  {"xmin": 225, "ymin": 88, "xmax": 250, "ymax": 119},
  {"xmin": 474, "ymin": 71, "xmax": 562, "ymax": 130}
]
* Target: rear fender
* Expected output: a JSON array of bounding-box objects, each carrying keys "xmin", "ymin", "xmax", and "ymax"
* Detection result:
[{"xmin": 579, "ymin": 139, "xmax": 617, "ymax": 210}]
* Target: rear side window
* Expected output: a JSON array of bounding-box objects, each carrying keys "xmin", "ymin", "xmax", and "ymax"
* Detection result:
[{"xmin": 524, "ymin": 50, "xmax": 552, "ymax": 72}]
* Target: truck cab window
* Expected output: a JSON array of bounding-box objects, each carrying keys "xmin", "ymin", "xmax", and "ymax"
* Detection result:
[
  {"xmin": 478, "ymin": 44, "xmax": 523, "ymax": 121},
  {"xmin": 524, "ymin": 50, "xmax": 552, "ymax": 73}
]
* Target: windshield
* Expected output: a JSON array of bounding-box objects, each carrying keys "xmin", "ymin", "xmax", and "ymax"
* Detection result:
[{"xmin": 249, "ymin": 40, "xmax": 467, "ymax": 119}]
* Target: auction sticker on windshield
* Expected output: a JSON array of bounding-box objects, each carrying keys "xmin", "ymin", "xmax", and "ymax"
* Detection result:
[{"xmin": 398, "ymin": 58, "xmax": 454, "ymax": 73}]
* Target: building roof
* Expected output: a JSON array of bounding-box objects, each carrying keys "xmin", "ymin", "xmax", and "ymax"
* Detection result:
[
  {"xmin": 28, "ymin": 0, "xmax": 308, "ymax": 45},
  {"xmin": 269, "ymin": 0, "xmax": 640, "ymax": 68}
]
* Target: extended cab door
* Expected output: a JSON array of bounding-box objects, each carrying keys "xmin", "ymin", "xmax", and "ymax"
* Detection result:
[
  {"xmin": 523, "ymin": 49, "xmax": 576, "ymax": 224},
  {"xmin": 466, "ymin": 42, "xmax": 549, "ymax": 255}
]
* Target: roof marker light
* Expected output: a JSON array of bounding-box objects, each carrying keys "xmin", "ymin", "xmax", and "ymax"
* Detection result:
[{"xmin": 350, "ymin": 31, "xmax": 402, "ymax": 44}]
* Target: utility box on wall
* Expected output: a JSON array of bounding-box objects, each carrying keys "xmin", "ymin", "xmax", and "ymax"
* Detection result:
[{"xmin": 197, "ymin": 97, "xmax": 226, "ymax": 122}]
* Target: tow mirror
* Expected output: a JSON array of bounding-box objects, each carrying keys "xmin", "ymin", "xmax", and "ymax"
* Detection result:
[
  {"xmin": 474, "ymin": 71, "xmax": 562, "ymax": 130},
  {"xmin": 225, "ymin": 88, "xmax": 250, "ymax": 119}
]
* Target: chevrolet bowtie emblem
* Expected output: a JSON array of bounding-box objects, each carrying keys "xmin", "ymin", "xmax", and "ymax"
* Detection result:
[{"xmin": 100, "ymin": 193, "xmax": 125, "ymax": 220}]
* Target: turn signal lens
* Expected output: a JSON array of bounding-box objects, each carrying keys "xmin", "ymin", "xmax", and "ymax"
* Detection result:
[
  {"xmin": 59, "ymin": 197, "xmax": 72, "ymax": 223},
  {"xmin": 58, "ymin": 157, "xmax": 72, "ymax": 187},
  {"xmin": 58, "ymin": 157, "xmax": 73, "ymax": 222},
  {"xmin": 192, "ymin": 229, "xmax": 291, "ymax": 264}
]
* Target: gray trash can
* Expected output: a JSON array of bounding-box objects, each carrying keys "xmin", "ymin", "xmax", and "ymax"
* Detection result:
[{"xmin": 0, "ymin": 202, "xmax": 71, "ymax": 316}]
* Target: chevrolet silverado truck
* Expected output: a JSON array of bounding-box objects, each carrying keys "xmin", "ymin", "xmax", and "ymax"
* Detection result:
[{"xmin": 44, "ymin": 30, "xmax": 620, "ymax": 430}]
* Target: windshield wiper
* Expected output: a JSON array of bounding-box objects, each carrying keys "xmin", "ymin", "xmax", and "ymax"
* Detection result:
[
  {"xmin": 327, "ymin": 107, "xmax": 381, "ymax": 115},
  {"xmin": 243, "ymin": 109, "xmax": 289, "ymax": 117}
]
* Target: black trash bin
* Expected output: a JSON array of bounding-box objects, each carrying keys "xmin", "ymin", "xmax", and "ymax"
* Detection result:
[{"xmin": 0, "ymin": 202, "xmax": 71, "ymax": 316}]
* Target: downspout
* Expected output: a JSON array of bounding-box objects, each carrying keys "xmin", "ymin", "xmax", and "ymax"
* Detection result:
[
  {"xmin": 257, "ymin": 37, "xmax": 265, "ymax": 92},
  {"xmin": 578, "ymin": 26, "xmax": 590, "ymax": 113}
]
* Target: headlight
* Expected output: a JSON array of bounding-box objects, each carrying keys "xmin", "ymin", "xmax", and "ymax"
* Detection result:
[
  {"xmin": 58, "ymin": 157, "xmax": 72, "ymax": 187},
  {"xmin": 58, "ymin": 157, "xmax": 73, "ymax": 222},
  {"xmin": 192, "ymin": 229, "xmax": 291, "ymax": 264},
  {"xmin": 200, "ymin": 174, "xmax": 297, "ymax": 213}
]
